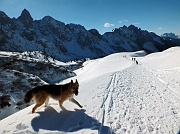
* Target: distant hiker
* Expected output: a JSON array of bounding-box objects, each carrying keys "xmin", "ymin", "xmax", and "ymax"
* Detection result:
[{"xmin": 136, "ymin": 61, "xmax": 138, "ymax": 64}]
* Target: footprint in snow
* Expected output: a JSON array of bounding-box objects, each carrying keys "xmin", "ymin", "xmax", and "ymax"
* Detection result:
[{"xmin": 16, "ymin": 123, "xmax": 28, "ymax": 130}]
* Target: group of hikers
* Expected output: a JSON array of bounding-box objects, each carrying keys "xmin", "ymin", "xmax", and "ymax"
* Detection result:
[{"xmin": 132, "ymin": 57, "xmax": 138, "ymax": 65}]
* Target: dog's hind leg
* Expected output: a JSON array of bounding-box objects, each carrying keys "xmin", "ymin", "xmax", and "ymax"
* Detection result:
[
  {"xmin": 32, "ymin": 103, "xmax": 43, "ymax": 113},
  {"xmin": 32, "ymin": 95, "xmax": 47, "ymax": 113},
  {"xmin": 45, "ymin": 97, "xmax": 49, "ymax": 107},
  {"xmin": 69, "ymin": 98, "xmax": 83, "ymax": 108}
]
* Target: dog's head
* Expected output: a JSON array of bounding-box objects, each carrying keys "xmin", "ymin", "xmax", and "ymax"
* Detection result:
[{"xmin": 71, "ymin": 79, "xmax": 79, "ymax": 96}]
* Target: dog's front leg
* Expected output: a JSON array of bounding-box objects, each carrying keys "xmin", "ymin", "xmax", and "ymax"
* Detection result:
[
  {"xmin": 69, "ymin": 98, "xmax": 83, "ymax": 108},
  {"xmin": 59, "ymin": 100, "xmax": 64, "ymax": 107},
  {"xmin": 45, "ymin": 97, "xmax": 49, "ymax": 107}
]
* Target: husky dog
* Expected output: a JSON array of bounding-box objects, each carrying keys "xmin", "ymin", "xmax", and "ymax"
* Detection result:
[{"xmin": 24, "ymin": 79, "xmax": 82, "ymax": 113}]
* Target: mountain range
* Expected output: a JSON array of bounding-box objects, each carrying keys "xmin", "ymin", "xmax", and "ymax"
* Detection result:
[
  {"xmin": 161, "ymin": 32, "xmax": 179, "ymax": 39},
  {"xmin": 0, "ymin": 9, "xmax": 178, "ymax": 61}
]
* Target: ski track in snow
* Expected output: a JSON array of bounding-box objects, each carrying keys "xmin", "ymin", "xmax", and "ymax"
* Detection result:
[{"xmin": 94, "ymin": 64, "xmax": 180, "ymax": 134}]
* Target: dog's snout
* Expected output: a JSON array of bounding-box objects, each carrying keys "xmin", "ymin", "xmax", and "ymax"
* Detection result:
[{"xmin": 74, "ymin": 91, "xmax": 78, "ymax": 96}]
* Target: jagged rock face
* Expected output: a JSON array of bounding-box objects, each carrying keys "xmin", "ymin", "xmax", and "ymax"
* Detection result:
[
  {"xmin": 89, "ymin": 29, "xmax": 102, "ymax": 40},
  {"xmin": 17, "ymin": 9, "xmax": 33, "ymax": 25},
  {"xmin": 39, "ymin": 16, "xmax": 71, "ymax": 41},
  {"xmin": 0, "ymin": 10, "xmax": 177, "ymax": 61},
  {"xmin": 0, "ymin": 11, "xmax": 11, "ymax": 25},
  {"xmin": 0, "ymin": 95, "xmax": 11, "ymax": 108}
]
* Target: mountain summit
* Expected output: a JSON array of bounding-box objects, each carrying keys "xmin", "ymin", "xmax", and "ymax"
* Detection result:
[
  {"xmin": 0, "ymin": 9, "xmax": 178, "ymax": 61},
  {"xmin": 17, "ymin": 9, "xmax": 33, "ymax": 26}
]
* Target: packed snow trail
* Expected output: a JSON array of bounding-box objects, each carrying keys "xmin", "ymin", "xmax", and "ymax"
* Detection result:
[{"xmin": 93, "ymin": 64, "xmax": 180, "ymax": 134}]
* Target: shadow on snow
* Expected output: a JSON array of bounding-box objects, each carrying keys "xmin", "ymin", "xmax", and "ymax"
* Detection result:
[{"xmin": 31, "ymin": 106, "xmax": 114, "ymax": 134}]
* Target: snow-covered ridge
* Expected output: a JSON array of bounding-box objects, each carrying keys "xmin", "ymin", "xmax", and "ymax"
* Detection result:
[
  {"xmin": 0, "ymin": 9, "xmax": 177, "ymax": 61},
  {"xmin": 0, "ymin": 47, "xmax": 180, "ymax": 134}
]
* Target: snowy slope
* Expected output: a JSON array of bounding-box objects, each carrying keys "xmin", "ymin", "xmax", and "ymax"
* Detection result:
[{"xmin": 0, "ymin": 47, "xmax": 180, "ymax": 134}]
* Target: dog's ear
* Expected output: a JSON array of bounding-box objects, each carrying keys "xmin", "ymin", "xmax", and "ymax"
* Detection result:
[
  {"xmin": 71, "ymin": 80, "xmax": 73, "ymax": 84},
  {"xmin": 75, "ymin": 79, "xmax": 78, "ymax": 83}
]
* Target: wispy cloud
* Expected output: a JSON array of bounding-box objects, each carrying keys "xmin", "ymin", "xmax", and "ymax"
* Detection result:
[
  {"xmin": 158, "ymin": 27, "xmax": 163, "ymax": 30},
  {"xmin": 119, "ymin": 19, "xmax": 129, "ymax": 23},
  {"xmin": 118, "ymin": 19, "xmax": 129, "ymax": 25},
  {"xmin": 132, "ymin": 22, "xmax": 140, "ymax": 25},
  {"xmin": 104, "ymin": 23, "xmax": 114, "ymax": 27}
]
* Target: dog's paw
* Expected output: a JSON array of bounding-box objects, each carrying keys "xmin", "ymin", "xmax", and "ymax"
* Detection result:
[
  {"xmin": 44, "ymin": 104, "xmax": 49, "ymax": 107},
  {"xmin": 79, "ymin": 105, "xmax": 83, "ymax": 108}
]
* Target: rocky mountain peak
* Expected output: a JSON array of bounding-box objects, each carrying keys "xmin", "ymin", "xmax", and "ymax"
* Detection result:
[
  {"xmin": 41, "ymin": 16, "xmax": 65, "ymax": 28},
  {"xmin": 89, "ymin": 29, "xmax": 102, "ymax": 39},
  {"xmin": 0, "ymin": 11, "xmax": 11, "ymax": 25},
  {"xmin": 66, "ymin": 23, "xmax": 87, "ymax": 33},
  {"xmin": 0, "ymin": 11, "xmax": 8, "ymax": 18},
  {"xmin": 128, "ymin": 25, "xmax": 140, "ymax": 31},
  {"xmin": 17, "ymin": 9, "xmax": 33, "ymax": 25},
  {"xmin": 42, "ymin": 16, "xmax": 54, "ymax": 21}
]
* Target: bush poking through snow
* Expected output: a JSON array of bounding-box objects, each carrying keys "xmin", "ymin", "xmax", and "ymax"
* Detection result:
[{"xmin": 0, "ymin": 94, "xmax": 11, "ymax": 108}]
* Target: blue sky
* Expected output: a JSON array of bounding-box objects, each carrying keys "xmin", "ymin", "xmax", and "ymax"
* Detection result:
[{"xmin": 0, "ymin": 0, "xmax": 180, "ymax": 35}]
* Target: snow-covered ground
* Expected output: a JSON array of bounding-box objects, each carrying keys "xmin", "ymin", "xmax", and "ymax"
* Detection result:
[{"xmin": 0, "ymin": 47, "xmax": 180, "ymax": 134}]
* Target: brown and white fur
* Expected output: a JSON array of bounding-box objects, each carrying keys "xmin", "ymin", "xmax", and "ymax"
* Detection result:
[{"xmin": 24, "ymin": 79, "xmax": 82, "ymax": 113}]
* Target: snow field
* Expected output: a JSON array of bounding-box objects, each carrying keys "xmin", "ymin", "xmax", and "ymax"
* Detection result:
[
  {"xmin": 83, "ymin": 65, "xmax": 180, "ymax": 133},
  {"xmin": 0, "ymin": 47, "xmax": 180, "ymax": 134}
]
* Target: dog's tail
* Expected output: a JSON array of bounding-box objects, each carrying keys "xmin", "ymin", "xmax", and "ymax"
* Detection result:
[{"xmin": 24, "ymin": 88, "xmax": 36, "ymax": 103}]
